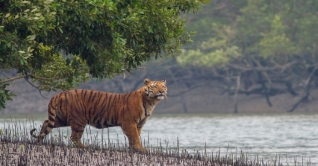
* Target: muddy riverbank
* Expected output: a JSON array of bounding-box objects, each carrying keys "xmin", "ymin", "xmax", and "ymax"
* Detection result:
[{"xmin": 0, "ymin": 140, "xmax": 285, "ymax": 166}]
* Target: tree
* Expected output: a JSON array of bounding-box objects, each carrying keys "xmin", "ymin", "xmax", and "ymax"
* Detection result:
[
  {"xmin": 177, "ymin": 0, "xmax": 318, "ymax": 112},
  {"xmin": 0, "ymin": 0, "xmax": 206, "ymax": 109}
]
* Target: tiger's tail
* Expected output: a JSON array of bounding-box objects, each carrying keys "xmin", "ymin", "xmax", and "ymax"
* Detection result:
[{"xmin": 30, "ymin": 99, "xmax": 58, "ymax": 140}]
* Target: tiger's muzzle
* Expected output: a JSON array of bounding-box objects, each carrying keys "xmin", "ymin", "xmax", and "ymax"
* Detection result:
[{"xmin": 155, "ymin": 92, "xmax": 167, "ymax": 100}]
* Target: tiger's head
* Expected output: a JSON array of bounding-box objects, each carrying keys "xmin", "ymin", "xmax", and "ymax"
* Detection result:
[{"xmin": 144, "ymin": 78, "xmax": 167, "ymax": 100}]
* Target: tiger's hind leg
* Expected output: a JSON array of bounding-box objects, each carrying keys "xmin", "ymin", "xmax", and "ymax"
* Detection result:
[
  {"xmin": 70, "ymin": 124, "xmax": 87, "ymax": 148},
  {"xmin": 30, "ymin": 120, "xmax": 49, "ymax": 144},
  {"xmin": 31, "ymin": 117, "xmax": 68, "ymax": 143},
  {"xmin": 31, "ymin": 100, "xmax": 61, "ymax": 143}
]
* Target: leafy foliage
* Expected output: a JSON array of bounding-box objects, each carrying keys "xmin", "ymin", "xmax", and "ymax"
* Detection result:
[
  {"xmin": 0, "ymin": 0, "xmax": 206, "ymax": 109},
  {"xmin": 0, "ymin": 84, "xmax": 15, "ymax": 109}
]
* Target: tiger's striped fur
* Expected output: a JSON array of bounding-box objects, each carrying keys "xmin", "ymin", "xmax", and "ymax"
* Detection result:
[{"xmin": 30, "ymin": 78, "xmax": 167, "ymax": 152}]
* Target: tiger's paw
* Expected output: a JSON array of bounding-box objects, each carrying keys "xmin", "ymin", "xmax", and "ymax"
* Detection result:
[
  {"xmin": 72, "ymin": 140, "xmax": 88, "ymax": 148},
  {"xmin": 130, "ymin": 147, "xmax": 148, "ymax": 153}
]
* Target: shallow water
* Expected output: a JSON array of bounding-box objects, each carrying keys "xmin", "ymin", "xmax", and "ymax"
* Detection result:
[{"xmin": 0, "ymin": 113, "xmax": 317, "ymax": 164}]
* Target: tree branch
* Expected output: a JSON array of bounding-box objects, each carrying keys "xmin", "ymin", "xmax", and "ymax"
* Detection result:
[
  {"xmin": 0, "ymin": 74, "xmax": 62, "ymax": 84},
  {"xmin": 288, "ymin": 67, "xmax": 317, "ymax": 112},
  {"xmin": 233, "ymin": 74, "xmax": 241, "ymax": 113},
  {"xmin": 227, "ymin": 61, "xmax": 298, "ymax": 72},
  {"xmin": 0, "ymin": 75, "xmax": 28, "ymax": 84}
]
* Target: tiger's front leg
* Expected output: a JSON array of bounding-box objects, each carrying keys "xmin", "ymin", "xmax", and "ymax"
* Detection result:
[
  {"xmin": 121, "ymin": 123, "xmax": 147, "ymax": 152},
  {"xmin": 137, "ymin": 118, "xmax": 148, "ymax": 136}
]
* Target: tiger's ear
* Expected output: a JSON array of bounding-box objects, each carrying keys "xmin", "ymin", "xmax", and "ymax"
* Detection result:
[
  {"xmin": 161, "ymin": 79, "xmax": 166, "ymax": 83},
  {"xmin": 144, "ymin": 78, "xmax": 151, "ymax": 85}
]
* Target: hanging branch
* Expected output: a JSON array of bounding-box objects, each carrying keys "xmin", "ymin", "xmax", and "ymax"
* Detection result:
[{"xmin": 24, "ymin": 77, "xmax": 48, "ymax": 99}]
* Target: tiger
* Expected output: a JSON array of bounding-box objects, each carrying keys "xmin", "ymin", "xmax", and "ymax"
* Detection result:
[{"xmin": 30, "ymin": 78, "xmax": 167, "ymax": 152}]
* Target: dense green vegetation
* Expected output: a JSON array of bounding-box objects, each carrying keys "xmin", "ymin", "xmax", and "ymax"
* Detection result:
[
  {"xmin": 0, "ymin": 0, "xmax": 206, "ymax": 109},
  {"xmin": 178, "ymin": 0, "xmax": 318, "ymax": 112}
]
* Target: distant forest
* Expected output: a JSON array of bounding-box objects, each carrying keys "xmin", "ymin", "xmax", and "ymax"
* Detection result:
[{"xmin": 176, "ymin": 0, "xmax": 318, "ymax": 113}]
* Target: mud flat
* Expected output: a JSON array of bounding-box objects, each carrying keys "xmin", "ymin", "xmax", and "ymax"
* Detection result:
[{"xmin": 1, "ymin": 140, "xmax": 288, "ymax": 166}]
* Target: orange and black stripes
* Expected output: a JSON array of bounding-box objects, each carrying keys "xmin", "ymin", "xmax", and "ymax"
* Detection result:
[{"xmin": 30, "ymin": 78, "xmax": 167, "ymax": 151}]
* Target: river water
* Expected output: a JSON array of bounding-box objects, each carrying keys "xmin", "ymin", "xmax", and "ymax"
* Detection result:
[{"xmin": 0, "ymin": 113, "xmax": 317, "ymax": 164}]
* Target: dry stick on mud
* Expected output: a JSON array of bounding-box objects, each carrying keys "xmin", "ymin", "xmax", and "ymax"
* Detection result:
[{"xmin": 30, "ymin": 78, "xmax": 168, "ymax": 152}]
